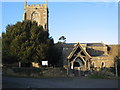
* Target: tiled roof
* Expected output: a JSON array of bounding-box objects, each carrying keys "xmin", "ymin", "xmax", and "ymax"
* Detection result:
[
  {"xmin": 87, "ymin": 43, "xmax": 104, "ymax": 47},
  {"xmin": 62, "ymin": 43, "xmax": 104, "ymax": 47}
]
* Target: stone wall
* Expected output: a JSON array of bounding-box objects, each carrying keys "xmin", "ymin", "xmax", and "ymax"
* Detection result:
[
  {"xmin": 89, "ymin": 45, "xmax": 120, "ymax": 70},
  {"xmin": 108, "ymin": 45, "xmax": 120, "ymax": 57},
  {"xmin": 23, "ymin": 3, "xmax": 48, "ymax": 30},
  {"xmin": 62, "ymin": 43, "xmax": 119, "ymax": 71},
  {"xmin": 91, "ymin": 59, "xmax": 114, "ymax": 68},
  {"xmin": 87, "ymin": 46, "xmax": 108, "ymax": 55}
]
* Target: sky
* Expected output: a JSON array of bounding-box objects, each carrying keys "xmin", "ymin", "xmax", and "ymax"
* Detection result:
[{"xmin": 1, "ymin": 1, "xmax": 118, "ymax": 44}]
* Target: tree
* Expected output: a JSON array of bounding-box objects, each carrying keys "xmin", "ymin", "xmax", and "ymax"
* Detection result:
[
  {"xmin": 47, "ymin": 44, "xmax": 63, "ymax": 67},
  {"xmin": 58, "ymin": 36, "xmax": 66, "ymax": 43},
  {"xmin": 2, "ymin": 20, "xmax": 55, "ymax": 66}
]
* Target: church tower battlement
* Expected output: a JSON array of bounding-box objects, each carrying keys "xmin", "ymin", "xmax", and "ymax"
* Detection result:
[
  {"xmin": 25, "ymin": 4, "xmax": 47, "ymax": 8},
  {"xmin": 23, "ymin": 0, "xmax": 49, "ymax": 31}
]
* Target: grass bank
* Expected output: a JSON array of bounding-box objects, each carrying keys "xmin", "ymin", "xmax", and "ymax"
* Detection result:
[
  {"xmin": 85, "ymin": 70, "xmax": 119, "ymax": 80},
  {"xmin": 2, "ymin": 67, "xmax": 67, "ymax": 78}
]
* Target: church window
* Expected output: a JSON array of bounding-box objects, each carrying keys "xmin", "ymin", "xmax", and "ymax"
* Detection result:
[
  {"xmin": 75, "ymin": 57, "xmax": 84, "ymax": 67},
  {"xmin": 101, "ymin": 62, "xmax": 105, "ymax": 67},
  {"xmin": 24, "ymin": 13, "xmax": 27, "ymax": 20},
  {"xmin": 31, "ymin": 11, "xmax": 38, "ymax": 21},
  {"xmin": 74, "ymin": 62, "xmax": 80, "ymax": 67},
  {"xmin": 45, "ymin": 24, "xmax": 47, "ymax": 29},
  {"xmin": 92, "ymin": 62, "xmax": 94, "ymax": 68}
]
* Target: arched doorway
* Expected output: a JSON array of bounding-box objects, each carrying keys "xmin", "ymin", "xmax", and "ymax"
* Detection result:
[
  {"xmin": 73, "ymin": 57, "xmax": 84, "ymax": 68},
  {"xmin": 73, "ymin": 57, "xmax": 84, "ymax": 76},
  {"xmin": 74, "ymin": 62, "xmax": 80, "ymax": 67},
  {"xmin": 31, "ymin": 11, "xmax": 39, "ymax": 23}
]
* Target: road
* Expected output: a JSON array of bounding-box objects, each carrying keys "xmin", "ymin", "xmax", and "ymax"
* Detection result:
[{"xmin": 2, "ymin": 76, "xmax": 118, "ymax": 88}]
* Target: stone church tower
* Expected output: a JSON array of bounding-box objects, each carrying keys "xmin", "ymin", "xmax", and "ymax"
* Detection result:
[{"xmin": 23, "ymin": 1, "xmax": 49, "ymax": 31}]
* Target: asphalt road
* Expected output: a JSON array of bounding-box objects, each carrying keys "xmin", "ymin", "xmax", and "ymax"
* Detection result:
[{"xmin": 2, "ymin": 76, "xmax": 118, "ymax": 88}]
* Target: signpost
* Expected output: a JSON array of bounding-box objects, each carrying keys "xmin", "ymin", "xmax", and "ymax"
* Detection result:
[{"xmin": 64, "ymin": 65, "xmax": 70, "ymax": 75}]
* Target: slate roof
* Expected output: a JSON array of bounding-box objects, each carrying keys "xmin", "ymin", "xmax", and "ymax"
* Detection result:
[
  {"xmin": 62, "ymin": 43, "xmax": 106, "ymax": 59},
  {"xmin": 63, "ymin": 43, "xmax": 104, "ymax": 47},
  {"xmin": 87, "ymin": 43, "xmax": 104, "ymax": 47},
  {"xmin": 62, "ymin": 43, "xmax": 107, "ymax": 65},
  {"xmin": 67, "ymin": 43, "xmax": 92, "ymax": 59}
]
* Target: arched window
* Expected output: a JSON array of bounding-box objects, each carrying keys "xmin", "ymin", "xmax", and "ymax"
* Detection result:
[
  {"xmin": 32, "ymin": 11, "xmax": 37, "ymax": 16},
  {"xmin": 24, "ymin": 13, "xmax": 27, "ymax": 20},
  {"xmin": 74, "ymin": 57, "xmax": 84, "ymax": 67},
  {"xmin": 45, "ymin": 24, "xmax": 47, "ymax": 29},
  {"xmin": 31, "ymin": 11, "xmax": 38, "ymax": 21},
  {"xmin": 92, "ymin": 62, "xmax": 94, "ymax": 68},
  {"xmin": 101, "ymin": 62, "xmax": 105, "ymax": 67},
  {"xmin": 74, "ymin": 62, "xmax": 80, "ymax": 67}
]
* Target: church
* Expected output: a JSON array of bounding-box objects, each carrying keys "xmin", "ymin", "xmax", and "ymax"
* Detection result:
[
  {"xmin": 62, "ymin": 42, "xmax": 114, "ymax": 71},
  {"xmin": 23, "ymin": 1, "xmax": 115, "ymax": 71}
]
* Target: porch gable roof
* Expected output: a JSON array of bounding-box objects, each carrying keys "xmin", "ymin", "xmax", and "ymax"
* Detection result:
[{"xmin": 67, "ymin": 42, "xmax": 92, "ymax": 60}]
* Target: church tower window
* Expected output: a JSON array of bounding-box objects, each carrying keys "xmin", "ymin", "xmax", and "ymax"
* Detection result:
[
  {"xmin": 24, "ymin": 13, "xmax": 27, "ymax": 20},
  {"xmin": 31, "ymin": 12, "xmax": 38, "ymax": 21}
]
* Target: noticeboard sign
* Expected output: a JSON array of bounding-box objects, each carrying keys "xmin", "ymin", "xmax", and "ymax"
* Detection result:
[{"xmin": 42, "ymin": 61, "xmax": 48, "ymax": 66}]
